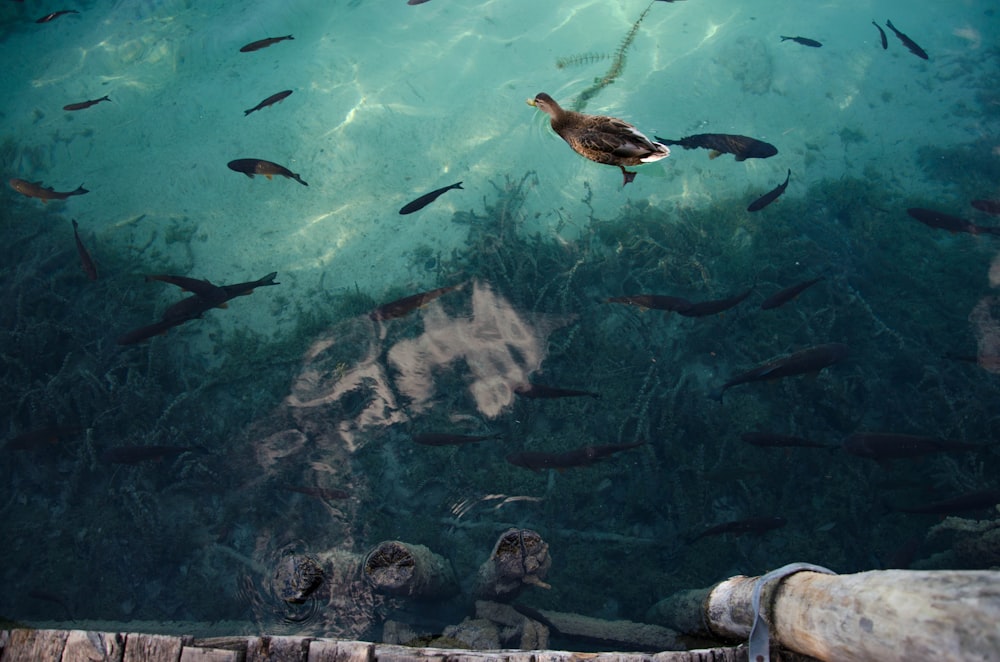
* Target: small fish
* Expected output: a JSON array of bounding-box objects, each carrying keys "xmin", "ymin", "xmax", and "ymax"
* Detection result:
[
  {"xmin": 227, "ymin": 158, "xmax": 307, "ymax": 186},
  {"xmin": 677, "ymin": 288, "xmax": 753, "ymax": 317},
  {"xmin": 239, "ymin": 35, "xmax": 293, "ymax": 53},
  {"xmin": 712, "ymin": 342, "xmax": 849, "ymax": 400},
  {"xmin": 412, "ymin": 432, "xmax": 503, "ymax": 446},
  {"xmin": 9, "ymin": 178, "xmax": 88, "ymax": 203},
  {"xmin": 760, "ymin": 276, "xmax": 824, "ymax": 310},
  {"xmin": 843, "ymin": 433, "xmax": 988, "ymax": 461},
  {"xmin": 116, "ymin": 318, "xmax": 187, "ymax": 345},
  {"xmin": 872, "ymin": 21, "xmax": 888, "ymax": 50},
  {"xmin": 4, "ymin": 425, "xmax": 83, "ymax": 451},
  {"xmin": 71, "ymin": 220, "xmax": 98, "ymax": 281},
  {"xmin": 653, "ymin": 133, "xmax": 777, "ymax": 161},
  {"xmin": 63, "ymin": 95, "xmax": 110, "ymax": 111},
  {"xmin": 740, "ymin": 432, "xmax": 832, "ymax": 449},
  {"xmin": 747, "ymin": 169, "xmax": 791, "ymax": 212},
  {"xmin": 36, "ymin": 9, "xmax": 78, "ymax": 23},
  {"xmin": 244, "ymin": 90, "xmax": 292, "ymax": 116},
  {"xmin": 283, "ymin": 486, "xmax": 350, "ymax": 500},
  {"xmin": 399, "ymin": 181, "xmax": 463, "ymax": 215},
  {"xmin": 27, "ymin": 590, "xmax": 75, "ymax": 621},
  {"xmin": 146, "ymin": 274, "xmax": 227, "ymax": 303},
  {"xmin": 407, "ymin": 0, "xmax": 431, "ymax": 4},
  {"xmin": 604, "ymin": 294, "xmax": 693, "ymax": 313},
  {"xmin": 99, "ymin": 445, "xmax": 202, "ymax": 464},
  {"xmin": 894, "ymin": 489, "xmax": 1000, "ymax": 515},
  {"xmin": 687, "ymin": 516, "xmax": 787, "ymax": 543},
  {"xmin": 369, "ymin": 282, "xmax": 464, "ymax": 321},
  {"xmin": 780, "ymin": 36, "xmax": 823, "ymax": 48},
  {"xmin": 971, "ymin": 200, "xmax": 1000, "ymax": 216},
  {"xmin": 885, "ymin": 19, "xmax": 928, "ymax": 60},
  {"xmin": 506, "ymin": 441, "xmax": 644, "ymax": 471},
  {"xmin": 515, "ymin": 383, "xmax": 600, "ymax": 399},
  {"xmin": 906, "ymin": 207, "xmax": 1000, "ymax": 236}
]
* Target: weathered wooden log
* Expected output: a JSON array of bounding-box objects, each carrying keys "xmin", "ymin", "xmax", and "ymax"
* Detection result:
[
  {"xmin": 651, "ymin": 568, "xmax": 1000, "ymax": 662},
  {"xmin": 363, "ymin": 541, "xmax": 458, "ymax": 600},
  {"xmin": 474, "ymin": 529, "xmax": 551, "ymax": 602}
]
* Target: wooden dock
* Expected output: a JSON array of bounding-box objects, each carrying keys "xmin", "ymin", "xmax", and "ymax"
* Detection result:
[{"xmin": 0, "ymin": 629, "xmax": 753, "ymax": 662}]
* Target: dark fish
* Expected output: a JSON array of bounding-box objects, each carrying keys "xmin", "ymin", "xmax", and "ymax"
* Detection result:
[
  {"xmin": 506, "ymin": 441, "xmax": 644, "ymax": 471},
  {"xmin": 740, "ymin": 432, "xmax": 832, "ymax": 449},
  {"xmin": 399, "ymin": 181, "xmax": 463, "ymax": 214},
  {"xmin": 604, "ymin": 294, "xmax": 693, "ymax": 313},
  {"xmin": 408, "ymin": 0, "xmax": 431, "ymax": 4},
  {"xmin": 369, "ymin": 282, "xmax": 464, "ymax": 321},
  {"xmin": 71, "ymin": 220, "xmax": 98, "ymax": 281},
  {"xmin": 872, "ymin": 21, "xmax": 888, "ymax": 49},
  {"xmin": 885, "ymin": 19, "xmax": 928, "ymax": 60},
  {"xmin": 116, "ymin": 318, "xmax": 186, "ymax": 345},
  {"xmin": 99, "ymin": 445, "xmax": 202, "ymax": 464},
  {"xmin": 843, "ymin": 433, "xmax": 988, "ymax": 461},
  {"xmin": 63, "ymin": 95, "xmax": 110, "ymax": 111},
  {"xmin": 653, "ymin": 133, "xmax": 777, "ymax": 161},
  {"xmin": 971, "ymin": 200, "xmax": 1000, "ymax": 216},
  {"xmin": 244, "ymin": 90, "xmax": 293, "ymax": 116},
  {"xmin": 711, "ymin": 342, "xmax": 849, "ymax": 400},
  {"xmin": 9, "ymin": 178, "xmax": 88, "ymax": 203},
  {"xmin": 228, "ymin": 158, "xmax": 307, "ymax": 186},
  {"xmin": 760, "ymin": 276, "xmax": 824, "ymax": 310},
  {"xmin": 780, "ymin": 36, "xmax": 822, "ymax": 48},
  {"xmin": 515, "ymin": 383, "xmax": 600, "ymax": 399},
  {"xmin": 27, "ymin": 590, "xmax": 75, "ymax": 621},
  {"xmin": 283, "ymin": 486, "xmax": 350, "ymax": 500},
  {"xmin": 677, "ymin": 288, "xmax": 753, "ymax": 317},
  {"xmin": 906, "ymin": 207, "xmax": 1000, "ymax": 236},
  {"xmin": 36, "ymin": 9, "xmax": 78, "ymax": 23},
  {"xmin": 5, "ymin": 425, "xmax": 83, "ymax": 451},
  {"xmin": 894, "ymin": 489, "xmax": 1000, "ymax": 515},
  {"xmin": 412, "ymin": 432, "xmax": 503, "ymax": 446},
  {"xmin": 747, "ymin": 169, "xmax": 791, "ymax": 212},
  {"xmin": 687, "ymin": 516, "xmax": 787, "ymax": 543},
  {"xmin": 146, "ymin": 274, "xmax": 227, "ymax": 302},
  {"xmin": 239, "ymin": 35, "xmax": 293, "ymax": 53}
]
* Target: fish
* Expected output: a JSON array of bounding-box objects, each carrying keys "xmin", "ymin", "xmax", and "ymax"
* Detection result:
[
  {"xmin": 9, "ymin": 178, "xmax": 88, "ymax": 203},
  {"xmin": 408, "ymin": 0, "xmax": 432, "ymax": 4},
  {"xmin": 71, "ymin": 220, "xmax": 98, "ymax": 281},
  {"xmin": 27, "ymin": 590, "xmax": 75, "ymax": 621},
  {"xmin": 711, "ymin": 342, "xmax": 849, "ymax": 400},
  {"xmin": 780, "ymin": 36, "xmax": 822, "ymax": 48},
  {"xmin": 872, "ymin": 21, "xmax": 888, "ymax": 49},
  {"xmin": 244, "ymin": 90, "xmax": 293, "ymax": 116},
  {"xmin": 399, "ymin": 181, "xmax": 463, "ymax": 215},
  {"xmin": 506, "ymin": 441, "xmax": 644, "ymax": 471},
  {"xmin": 971, "ymin": 200, "xmax": 1000, "ymax": 216},
  {"xmin": 99, "ymin": 445, "xmax": 202, "ymax": 464},
  {"xmin": 63, "ymin": 95, "xmax": 110, "ymax": 111},
  {"xmin": 369, "ymin": 282, "xmax": 464, "ymax": 321},
  {"xmin": 116, "ymin": 318, "xmax": 188, "ymax": 345},
  {"xmin": 239, "ymin": 35, "xmax": 293, "ymax": 53},
  {"xmin": 604, "ymin": 294, "xmax": 693, "ymax": 313},
  {"xmin": 740, "ymin": 432, "xmax": 832, "ymax": 449},
  {"xmin": 412, "ymin": 432, "xmax": 503, "ymax": 446},
  {"xmin": 885, "ymin": 19, "xmax": 928, "ymax": 60},
  {"xmin": 653, "ymin": 133, "xmax": 777, "ymax": 161},
  {"xmin": 36, "ymin": 9, "xmax": 78, "ymax": 23},
  {"xmin": 906, "ymin": 207, "xmax": 1000, "ymax": 236},
  {"xmin": 747, "ymin": 169, "xmax": 791, "ymax": 212},
  {"xmin": 686, "ymin": 516, "xmax": 787, "ymax": 543},
  {"xmin": 227, "ymin": 158, "xmax": 307, "ymax": 186},
  {"xmin": 282, "ymin": 486, "xmax": 350, "ymax": 500},
  {"xmin": 4, "ymin": 425, "xmax": 83, "ymax": 451},
  {"xmin": 843, "ymin": 433, "xmax": 988, "ymax": 461},
  {"xmin": 146, "ymin": 274, "xmax": 228, "ymax": 303},
  {"xmin": 677, "ymin": 288, "xmax": 753, "ymax": 317},
  {"xmin": 760, "ymin": 276, "xmax": 824, "ymax": 310},
  {"xmin": 514, "ymin": 383, "xmax": 600, "ymax": 399},
  {"xmin": 893, "ymin": 489, "xmax": 1000, "ymax": 515}
]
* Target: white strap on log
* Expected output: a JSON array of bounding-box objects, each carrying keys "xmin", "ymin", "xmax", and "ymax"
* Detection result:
[{"xmin": 748, "ymin": 562, "xmax": 836, "ymax": 662}]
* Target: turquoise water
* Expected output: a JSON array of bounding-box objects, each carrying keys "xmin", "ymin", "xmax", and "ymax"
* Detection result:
[{"xmin": 1, "ymin": 0, "xmax": 999, "ymax": 649}]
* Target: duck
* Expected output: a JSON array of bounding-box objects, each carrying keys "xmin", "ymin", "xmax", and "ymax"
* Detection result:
[{"xmin": 527, "ymin": 92, "xmax": 669, "ymax": 186}]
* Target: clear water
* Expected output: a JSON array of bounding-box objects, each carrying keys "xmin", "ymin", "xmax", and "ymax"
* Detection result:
[{"xmin": 2, "ymin": 0, "xmax": 999, "ymax": 650}]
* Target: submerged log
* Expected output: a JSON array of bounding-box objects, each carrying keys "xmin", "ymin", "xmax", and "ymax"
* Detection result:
[
  {"xmin": 363, "ymin": 540, "xmax": 458, "ymax": 600},
  {"xmin": 474, "ymin": 529, "xmax": 551, "ymax": 602}
]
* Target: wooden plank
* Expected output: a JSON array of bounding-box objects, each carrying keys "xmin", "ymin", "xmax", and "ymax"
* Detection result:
[
  {"xmin": 307, "ymin": 639, "xmax": 374, "ymax": 662},
  {"xmin": 0, "ymin": 630, "xmax": 10, "ymax": 658},
  {"xmin": 179, "ymin": 646, "xmax": 243, "ymax": 662},
  {"xmin": 63, "ymin": 630, "xmax": 125, "ymax": 662},
  {"xmin": 3, "ymin": 628, "xmax": 68, "ymax": 662},
  {"xmin": 246, "ymin": 635, "xmax": 311, "ymax": 662},
  {"xmin": 123, "ymin": 633, "xmax": 186, "ymax": 662}
]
